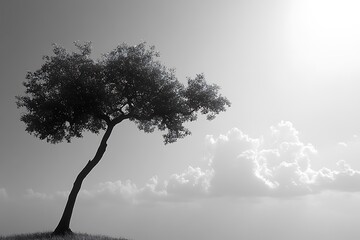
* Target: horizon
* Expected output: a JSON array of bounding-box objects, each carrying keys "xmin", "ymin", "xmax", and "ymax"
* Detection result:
[{"xmin": 1, "ymin": 1, "xmax": 360, "ymax": 240}]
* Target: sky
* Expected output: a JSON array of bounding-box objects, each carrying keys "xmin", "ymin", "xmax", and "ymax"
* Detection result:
[{"xmin": 1, "ymin": 0, "xmax": 360, "ymax": 239}]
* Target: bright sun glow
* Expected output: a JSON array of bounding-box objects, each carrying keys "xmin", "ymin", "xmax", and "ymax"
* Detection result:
[{"xmin": 289, "ymin": 0, "xmax": 360, "ymax": 79}]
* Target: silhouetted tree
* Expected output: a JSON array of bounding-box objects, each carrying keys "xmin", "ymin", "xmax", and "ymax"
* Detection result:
[{"xmin": 16, "ymin": 42, "xmax": 230, "ymax": 235}]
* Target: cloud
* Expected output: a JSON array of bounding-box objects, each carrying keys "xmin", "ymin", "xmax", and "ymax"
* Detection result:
[
  {"xmin": 166, "ymin": 166, "xmax": 213, "ymax": 199},
  {"xmin": 312, "ymin": 160, "xmax": 360, "ymax": 192},
  {"xmin": 205, "ymin": 121, "xmax": 360, "ymax": 197},
  {"xmin": 25, "ymin": 189, "xmax": 54, "ymax": 200},
  {"xmin": 332, "ymin": 135, "xmax": 360, "ymax": 170},
  {"xmin": 24, "ymin": 121, "xmax": 360, "ymax": 203},
  {"xmin": 24, "ymin": 188, "xmax": 71, "ymax": 201},
  {"xmin": 206, "ymin": 128, "xmax": 272, "ymax": 196},
  {"xmin": 77, "ymin": 178, "xmax": 167, "ymax": 204},
  {"xmin": 0, "ymin": 188, "xmax": 8, "ymax": 200},
  {"xmin": 338, "ymin": 142, "xmax": 348, "ymax": 147},
  {"xmin": 88, "ymin": 121, "xmax": 360, "ymax": 201},
  {"xmin": 206, "ymin": 121, "xmax": 317, "ymax": 197}
]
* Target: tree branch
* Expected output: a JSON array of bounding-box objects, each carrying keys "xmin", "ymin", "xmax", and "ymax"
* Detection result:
[
  {"xmin": 111, "ymin": 115, "xmax": 127, "ymax": 125},
  {"xmin": 95, "ymin": 112, "xmax": 111, "ymax": 125}
]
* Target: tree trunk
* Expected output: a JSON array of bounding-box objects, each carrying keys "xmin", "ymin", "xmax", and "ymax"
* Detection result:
[{"xmin": 52, "ymin": 123, "xmax": 115, "ymax": 235}]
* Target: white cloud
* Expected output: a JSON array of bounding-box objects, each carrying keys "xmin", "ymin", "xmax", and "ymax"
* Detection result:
[
  {"xmin": 205, "ymin": 121, "xmax": 317, "ymax": 197},
  {"xmin": 24, "ymin": 121, "xmax": 360, "ymax": 203},
  {"xmin": 25, "ymin": 188, "xmax": 54, "ymax": 200},
  {"xmin": 332, "ymin": 135, "xmax": 360, "ymax": 170},
  {"xmin": 312, "ymin": 160, "xmax": 360, "ymax": 192},
  {"xmin": 136, "ymin": 176, "xmax": 168, "ymax": 202},
  {"xmin": 97, "ymin": 180, "xmax": 139, "ymax": 199},
  {"xmin": 73, "ymin": 180, "xmax": 142, "ymax": 204},
  {"xmin": 338, "ymin": 142, "xmax": 348, "ymax": 147},
  {"xmin": 78, "ymin": 177, "xmax": 167, "ymax": 204},
  {"xmin": 0, "ymin": 188, "xmax": 8, "ymax": 200},
  {"xmin": 207, "ymin": 129, "xmax": 271, "ymax": 196},
  {"xmin": 166, "ymin": 166, "xmax": 213, "ymax": 199},
  {"xmin": 205, "ymin": 121, "xmax": 360, "ymax": 197}
]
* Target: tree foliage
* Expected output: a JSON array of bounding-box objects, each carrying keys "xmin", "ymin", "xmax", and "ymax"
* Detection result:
[{"xmin": 17, "ymin": 42, "xmax": 230, "ymax": 144}]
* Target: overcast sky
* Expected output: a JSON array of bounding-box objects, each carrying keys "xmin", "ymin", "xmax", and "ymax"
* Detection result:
[{"xmin": 1, "ymin": 0, "xmax": 360, "ymax": 239}]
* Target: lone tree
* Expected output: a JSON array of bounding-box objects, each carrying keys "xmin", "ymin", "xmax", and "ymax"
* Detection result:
[{"xmin": 16, "ymin": 42, "xmax": 230, "ymax": 235}]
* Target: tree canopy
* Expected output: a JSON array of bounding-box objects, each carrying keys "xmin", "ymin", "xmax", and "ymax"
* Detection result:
[{"xmin": 16, "ymin": 42, "xmax": 230, "ymax": 144}]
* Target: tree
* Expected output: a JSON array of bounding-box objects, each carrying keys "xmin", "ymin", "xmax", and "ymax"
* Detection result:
[{"xmin": 16, "ymin": 42, "xmax": 231, "ymax": 235}]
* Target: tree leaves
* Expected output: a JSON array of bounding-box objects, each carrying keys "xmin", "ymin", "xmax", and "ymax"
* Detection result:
[{"xmin": 17, "ymin": 42, "xmax": 230, "ymax": 144}]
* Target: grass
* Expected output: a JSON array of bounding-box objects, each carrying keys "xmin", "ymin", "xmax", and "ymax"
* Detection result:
[{"xmin": 0, "ymin": 232, "xmax": 128, "ymax": 240}]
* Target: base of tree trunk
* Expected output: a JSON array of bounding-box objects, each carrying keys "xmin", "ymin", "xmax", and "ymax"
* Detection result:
[{"xmin": 51, "ymin": 228, "xmax": 73, "ymax": 236}]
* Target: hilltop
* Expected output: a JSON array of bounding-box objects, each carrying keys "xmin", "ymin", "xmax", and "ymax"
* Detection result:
[{"xmin": 0, "ymin": 232, "xmax": 128, "ymax": 240}]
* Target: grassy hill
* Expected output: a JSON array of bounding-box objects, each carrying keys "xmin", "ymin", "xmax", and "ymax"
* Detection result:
[{"xmin": 0, "ymin": 232, "xmax": 128, "ymax": 240}]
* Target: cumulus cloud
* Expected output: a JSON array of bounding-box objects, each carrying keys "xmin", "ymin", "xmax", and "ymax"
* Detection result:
[
  {"xmin": 166, "ymin": 166, "xmax": 213, "ymax": 199},
  {"xmin": 0, "ymin": 188, "xmax": 8, "ymax": 200},
  {"xmin": 205, "ymin": 121, "xmax": 316, "ymax": 197},
  {"xmin": 24, "ymin": 121, "xmax": 360, "ymax": 203},
  {"xmin": 206, "ymin": 128, "xmax": 271, "ymax": 196},
  {"xmin": 87, "ymin": 121, "xmax": 360, "ymax": 201},
  {"xmin": 312, "ymin": 160, "xmax": 360, "ymax": 192},
  {"xmin": 205, "ymin": 121, "xmax": 360, "ymax": 197}
]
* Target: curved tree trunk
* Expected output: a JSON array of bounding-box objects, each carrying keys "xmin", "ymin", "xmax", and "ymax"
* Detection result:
[{"xmin": 52, "ymin": 123, "xmax": 115, "ymax": 235}]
